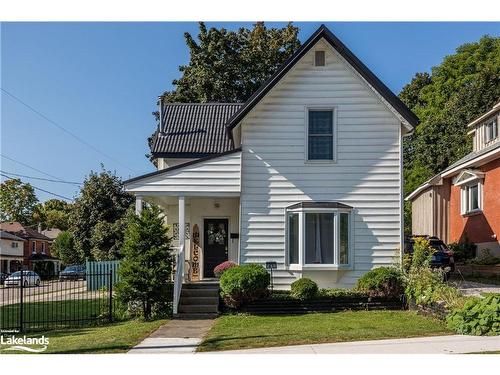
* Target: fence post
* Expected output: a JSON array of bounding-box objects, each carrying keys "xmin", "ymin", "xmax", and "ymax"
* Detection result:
[
  {"xmin": 19, "ymin": 269, "xmax": 24, "ymax": 332},
  {"xmin": 108, "ymin": 270, "xmax": 113, "ymax": 322}
]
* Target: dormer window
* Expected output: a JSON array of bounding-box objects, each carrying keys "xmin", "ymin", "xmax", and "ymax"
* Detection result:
[
  {"xmin": 314, "ymin": 50, "xmax": 325, "ymax": 67},
  {"xmin": 484, "ymin": 118, "xmax": 498, "ymax": 143}
]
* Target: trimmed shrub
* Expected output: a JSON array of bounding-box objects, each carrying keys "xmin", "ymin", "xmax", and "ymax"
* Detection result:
[
  {"xmin": 319, "ymin": 288, "xmax": 366, "ymax": 298},
  {"xmin": 357, "ymin": 267, "xmax": 404, "ymax": 298},
  {"xmin": 219, "ymin": 264, "xmax": 270, "ymax": 308},
  {"xmin": 291, "ymin": 278, "xmax": 319, "ymax": 300},
  {"xmin": 448, "ymin": 240, "xmax": 477, "ymax": 262},
  {"xmin": 213, "ymin": 261, "xmax": 237, "ymax": 278},
  {"xmin": 446, "ymin": 293, "xmax": 500, "ymax": 335},
  {"xmin": 467, "ymin": 249, "xmax": 500, "ymax": 266}
]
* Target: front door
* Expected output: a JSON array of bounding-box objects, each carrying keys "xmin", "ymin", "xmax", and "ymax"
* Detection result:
[{"xmin": 203, "ymin": 218, "xmax": 229, "ymax": 278}]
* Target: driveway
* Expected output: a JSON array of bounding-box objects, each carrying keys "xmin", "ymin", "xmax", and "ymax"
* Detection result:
[
  {"xmin": 216, "ymin": 335, "xmax": 500, "ymax": 354},
  {"xmin": 452, "ymin": 281, "xmax": 500, "ymax": 297}
]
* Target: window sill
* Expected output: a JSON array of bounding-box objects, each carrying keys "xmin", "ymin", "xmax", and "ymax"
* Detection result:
[
  {"xmin": 305, "ymin": 160, "xmax": 337, "ymax": 164},
  {"xmin": 462, "ymin": 210, "xmax": 483, "ymax": 217},
  {"xmin": 287, "ymin": 264, "xmax": 352, "ymax": 271}
]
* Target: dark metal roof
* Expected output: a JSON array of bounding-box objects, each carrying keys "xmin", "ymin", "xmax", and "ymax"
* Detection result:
[
  {"xmin": 225, "ymin": 24, "xmax": 419, "ymax": 133},
  {"xmin": 151, "ymin": 103, "xmax": 242, "ymax": 157},
  {"xmin": 0, "ymin": 230, "xmax": 25, "ymax": 242},
  {"xmin": 124, "ymin": 147, "xmax": 242, "ymax": 185},
  {"xmin": 287, "ymin": 201, "xmax": 353, "ymax": 210}
]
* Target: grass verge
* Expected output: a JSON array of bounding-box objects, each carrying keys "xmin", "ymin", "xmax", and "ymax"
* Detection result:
[
  {"xmin": 0, "ymin": 319, "xmax": 167, "ymax": 354},
  {"xmin": 198, "ymin": 310, "xmax": 451, "ymax": 352}
]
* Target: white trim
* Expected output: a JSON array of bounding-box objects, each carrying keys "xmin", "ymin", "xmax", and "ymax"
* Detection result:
[
  {"xmin": 442, "ymin": 147, "xmax": 500, "ymax": 178},
  {"xmin": 304, "ymin": 106, "xmax": 338, "ymax": 163},
  {"xmin": 459, "ymin": 180, "xmax": 483, "ymax": 216}
]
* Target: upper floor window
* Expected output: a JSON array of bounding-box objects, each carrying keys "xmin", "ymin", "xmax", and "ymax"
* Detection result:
[
  {"xmin": 11, "ymin": 242, "xmax": 19, "ymax": 248},
  {"xmin": 307, "ymin": 109, "xmax": 335, "ymax": 161},
  {"xmin": 484, "ymin": 118, "xmax": 498, "ymax": 143},
  {"xmin": 286, "ymin": 202, "xmax": 352, "ymax": 269},
  {"xmin": 32, "ymin": 241, "xmax": 36, "ymax": 253},
  {"xmin": 41, "ymin": 242, "xmax": 46, "ymax": 254}
]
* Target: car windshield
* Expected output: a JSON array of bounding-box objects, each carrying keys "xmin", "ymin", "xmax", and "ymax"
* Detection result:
[{"xmin": 9, "ymin": 271, "xmax": 27, "ymax": 277}]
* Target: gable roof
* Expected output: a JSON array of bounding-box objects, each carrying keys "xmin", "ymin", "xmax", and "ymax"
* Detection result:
[
  {"xmin": 225, "ymin": 24, "xmax": 419, "ymax": 133},
  {"xmin": 0, "ymin": 222, "xmax": 52, "ymax": 241},
  {"xmin": 151, "ymin": 103, "xmax": 241, "ymax": 158},
  {"xmin": 0, "ymin": 230, "xmax": 26, "ymax": 242}
]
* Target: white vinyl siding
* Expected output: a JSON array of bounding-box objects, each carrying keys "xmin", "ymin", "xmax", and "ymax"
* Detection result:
[
  {"xmin": 239, "ymin": 39, "xmax": 402, "ymax": 288},
  {"xmin": 126, "ymin": 152, "xmax": 241, "ymax": 196},
  {"xmin": 472, "ymin": 113, "xmax": 500, "ymax": 151}
]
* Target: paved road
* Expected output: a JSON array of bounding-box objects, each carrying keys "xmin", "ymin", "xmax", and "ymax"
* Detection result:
[
  {"xmin": 0, "ymin": 280, "xmax": 86, "ymax": 306},
  {"xmin": 217, "ymin": 335, "xmax": 500, "ymax": 354}
]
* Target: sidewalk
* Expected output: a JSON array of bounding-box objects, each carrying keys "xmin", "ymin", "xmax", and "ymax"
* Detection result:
[
  {"xmin": 128, "ymin": 319, "xmax": 214, "ymax": 354},
  {"xmin": 216, "ymin": 335, "xmax": 500, "ymax": 354}
]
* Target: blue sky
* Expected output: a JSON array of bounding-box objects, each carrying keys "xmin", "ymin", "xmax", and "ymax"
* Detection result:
[{"xmin": 1, "ymin": 22, "xmax": 499, "ymax": 202}]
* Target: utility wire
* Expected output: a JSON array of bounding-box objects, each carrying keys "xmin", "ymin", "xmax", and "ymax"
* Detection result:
[
  {"xmin": 0, "ymin": 170, "xmax": 82, "ymax": 185},
  {"xmin": 1, "ymin": 87, "xmax": 138, "ymax": 174},
  {"xmin": 0, "ymin": 173, "xmax": 74, "ymax": 201},
  {"xmin": 1, "ymin": 153, "xmax": 67, "ymax": 181}
]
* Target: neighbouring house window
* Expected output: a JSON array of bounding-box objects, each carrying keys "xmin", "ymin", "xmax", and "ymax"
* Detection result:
[
  {"xmin": 32, "ymin": 241, "xmax": 36, "ymax": 253},
  {"xmin": 314, "ymin": 50, "xmax": 326, "ymax": 66},
  {"xmin": 11, "ymin": 242, "xmax": 18, "ymax": 248},
  {"xmin": 41, "ymin": 242, "xmax": 46, "ymax": 254},
  {"xmin": 308, "ymin": 110, "xmax": 334, "ymax": 161},
  {"xmin": 484, "ymin": 119, "xmax": 498, "ymax": 143},
  {"xmin": 286, "ymin": 203, "xmax": 352, "ymax": 268},
  {"xmin": 461, "ymin": 183, "xmax": 482, "ymax": 214}
]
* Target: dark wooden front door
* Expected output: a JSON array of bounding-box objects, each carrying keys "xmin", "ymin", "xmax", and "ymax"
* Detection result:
[{"xmin": 203, "ymin": 218, "xmax": 229, "ymax": 278}]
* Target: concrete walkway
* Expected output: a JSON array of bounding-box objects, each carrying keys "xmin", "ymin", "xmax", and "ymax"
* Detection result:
[
  {"xmin": 217, "ymin": 335, "xmax": 500, "ymax": 354},
  {"xmin": 128, "ymin": 319, "xmax": 214, "ymax": 354}
]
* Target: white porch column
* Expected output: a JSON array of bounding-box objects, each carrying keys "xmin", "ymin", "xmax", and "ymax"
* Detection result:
[
  {"xmin": 178, "ymin": 196, "xmax": 186, "ymax": 281},
  {"xmin": 135, "ymin": 195, "xmax": 143, "ymax": 215}
]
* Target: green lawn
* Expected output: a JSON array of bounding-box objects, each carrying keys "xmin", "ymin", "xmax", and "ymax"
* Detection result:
[
  {"xmin": 198, "ymin": 310, "xmax": 451, "ymax": 352},
  {"xmin": 1, "ymin": 299, "xmax": 108, "ymax": 331},
  {"xmin": 0, "ymin": 319, "xmax": 167, "ymax": 354}
]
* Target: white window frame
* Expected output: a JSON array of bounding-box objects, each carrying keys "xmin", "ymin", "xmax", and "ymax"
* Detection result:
[
  {"xmin": 305, "ymin": 107, "xmax": 337, "ymax": 163},
  {"xmin": 460, "ymin": 182, "xmax": 482, "ymax": 215},
  {"xmin": 484, "ymin": 118, "xmax": 498, "ymax": 144},
  {"xmin": 32, "ymin": 241, "xmax": 36, "ymax": 254},
  {"xmin": 285, "ymin": 207, "xmax": 354, "ymax": 271},
  {"xmin": 41, "ymin": 242, "xmax": 46, "ymax": 254}
]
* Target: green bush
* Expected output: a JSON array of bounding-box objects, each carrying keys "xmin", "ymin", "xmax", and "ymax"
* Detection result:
[
  {"xmin": 446, "ymin": 294, "xmax": 500, "ymax": 335},
  {"xmin": 356, "ymin": 267, "xmax": 404, "ymax": 298},
  {"xmin": 319, "ymin": 288, "xmax": 366, "ymax": 298},
  {"xmin": 291, "ymin": 278, "xmax": 319, "ymax": 300},
  {"xmin": 448, "ymin": 240, "xmax": 477, "ymax": 262},
  {"xmin": 411, "ymin": 238, "xmax": 434, "ymax": 269},
  {"xmin": 467, "ymin": 249, "xmax": 500, "ymax": 266},
  {"xmin": 405, "ymin": 266, "xmax": 466, "ymax": 310},
  {"xmin": 219, "ymin": 264, "xmax": 270, "ymax": 309}
]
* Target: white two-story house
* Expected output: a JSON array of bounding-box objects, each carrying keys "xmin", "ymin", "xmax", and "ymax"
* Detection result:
[{"xmin": 124, "ymin": 25, "xmax": 419, "ymax": 314}]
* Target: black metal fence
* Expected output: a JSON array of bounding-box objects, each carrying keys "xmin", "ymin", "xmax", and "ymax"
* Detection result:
[{"xmin": 0, "ymin": 270, "xmax": 113, "ymax": 333}]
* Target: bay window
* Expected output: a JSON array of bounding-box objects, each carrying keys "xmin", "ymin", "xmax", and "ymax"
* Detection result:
[{"xmin": 286, "ymin": 202, "xmax": 353, "ymax": 269}]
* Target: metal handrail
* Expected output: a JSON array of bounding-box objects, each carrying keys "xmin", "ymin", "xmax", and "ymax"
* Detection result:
[{"xmin": 172, "ymin": 244, "xmax": 185, "ymax": 315}]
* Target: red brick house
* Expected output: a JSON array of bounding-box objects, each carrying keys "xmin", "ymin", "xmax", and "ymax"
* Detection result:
[
  {"xmin": 406, "ymin": 101, "xmax": 500, "ymax": 256},
  {"xmin": 0, "ymin": 222, "xmax": 60, "ymax": 273}
]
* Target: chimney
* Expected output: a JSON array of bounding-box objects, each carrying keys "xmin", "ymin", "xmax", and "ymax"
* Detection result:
[{"xmin": 38, "ymin": 223, "xmax": 42, "ymax": 233}]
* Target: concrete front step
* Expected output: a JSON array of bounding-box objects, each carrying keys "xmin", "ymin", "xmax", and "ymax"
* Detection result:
[
  {"xmin": 179, "ymin": 304, "xmax": 219, "ymax": 314},
  {"xmin": 181, "ymin": 288, "xmax": 219, "ymax": 298},
  {"xmin": 180, "ymin": 296, "xmax": 219, "ymax": 305},
  {"xmin": 174, "ymin": 313, "xmax": 219, "ymax": 319},
  {"xmin": 182, "ymin": 283, "xmax": 219, "ymax": 290}
]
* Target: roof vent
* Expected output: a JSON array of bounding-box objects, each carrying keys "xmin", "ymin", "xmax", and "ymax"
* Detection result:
[{"xmin": 314, "ymin": 50, "xmax": 325, "ymax": 67}]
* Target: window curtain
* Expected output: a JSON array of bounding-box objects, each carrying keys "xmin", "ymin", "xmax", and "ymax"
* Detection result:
[{"xmin": 305, "ymin": 213, "xmax": 334, "ymax": 264}]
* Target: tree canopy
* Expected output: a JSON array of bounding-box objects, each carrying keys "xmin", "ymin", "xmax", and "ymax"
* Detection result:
[
  {"xmin": 161, "ymin": 22, "xmax": 301, "ymax": 104},
  {"xmin": 0, "ymin": 178, "xmax": 39, "ymax": 224},
  {"xmin": 70, "ymin": 167, "xmax": 133, "ymax": 261},
  {"xmin": 33, "ymin": 199, "xmax": 72, "ymax": 231}
]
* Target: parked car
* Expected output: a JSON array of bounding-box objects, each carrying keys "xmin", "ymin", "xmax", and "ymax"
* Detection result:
[
  {"xmin": 4, "ymin": 271, "xmax": 41, "ymax": 287},
  {"xmin": 59, "ymin": 265, "xmax": 86, "ymax": 281},
  {"xmin": 404, "ymin": 236, "xmax": 455, "ymax": 272},
  {"xmin": 0, "ymin": 272, "xmax": 8, "ymax": 285}
]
